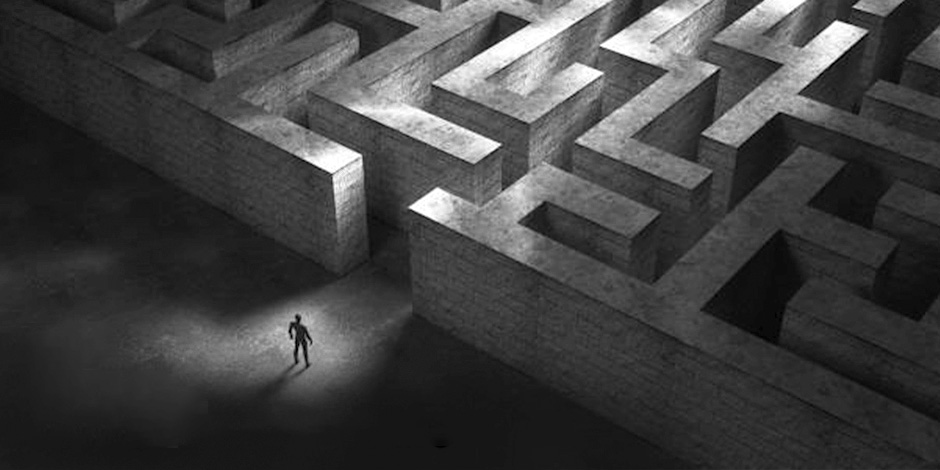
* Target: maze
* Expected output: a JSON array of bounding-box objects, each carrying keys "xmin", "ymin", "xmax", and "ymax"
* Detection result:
[{"xmin": 3, "ymin": 0, "xmax": 940, "ymax": 467}]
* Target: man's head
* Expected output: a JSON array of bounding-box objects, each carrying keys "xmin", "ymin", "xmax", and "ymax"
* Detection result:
[{"xmin": 294, "ymin": 314, "xmax": 301, "ymax": 322}]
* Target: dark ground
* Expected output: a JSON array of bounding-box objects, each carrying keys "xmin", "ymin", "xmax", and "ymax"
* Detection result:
[{"xmin": 0, "ymin": 91, "xmax": 689, "ymax": 469}]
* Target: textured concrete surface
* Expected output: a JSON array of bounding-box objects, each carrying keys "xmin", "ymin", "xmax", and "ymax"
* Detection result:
[
  {"xmin": 0, "ymin": 92, "xmax": 686, "ymax": 469},
  {"xmin": 431, "ymin": 0, "xmax": 622, "ymax": 186},
  {"xmin": 409, "ymin": 2, "xmax": 940, "ymax": 465},
  {"xmin": 782, "ymin": 278, "xmax": 940, "ymax": 421},
  {"xmin": 574, "ymin": 0, "xmax": 719, "ymax": 276},
  {"xmin": 411, "ymin": 148, "xmax": 940, "ymax": 468},
  {"xmin": 8, "ymin": 0, "xmax": 940, "ymax": 468}
]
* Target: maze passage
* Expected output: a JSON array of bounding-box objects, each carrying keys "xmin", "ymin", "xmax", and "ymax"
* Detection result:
[{"xmin": 4, "ymin": 0, "xmax": 940, "ymax": 467}]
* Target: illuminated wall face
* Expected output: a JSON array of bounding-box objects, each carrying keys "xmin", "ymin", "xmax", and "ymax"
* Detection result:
[{"xmin": 5, "ymin": 0, "xmax": 940, "ymax": 467}]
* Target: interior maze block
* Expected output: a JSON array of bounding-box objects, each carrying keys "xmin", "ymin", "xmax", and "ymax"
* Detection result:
[
  {"xmin": 660, "ymin": 147, "xmax": 898, "ymax": 337},
  {"xmin": 846, "ymin": 0, "xmax": 932, "ymax": 87},
  {"xmin": 781, "ymin": 206, "xmax": 897, "ymax": 299},
  {"xmin": 526, "ymin": 165, "xmax": 661, "ymax": 281},
  {"xmin": 408, "ymin": 0, "xmax": 470, "ymax": 12},
  {"xmin": 876, "ymin": 181, "xmax": 940, "ymax": 253},
  {"xmin": 204, "ymin": 21, "xmax": 360, "ymax": 122},
  {"xmin": 308, "ymin": 0, "xmax": 549, "ymax": 226},
  {"xmin": 781, "ymin": 278, "xmax": 940, "ymax": 422},
  {"xmin": 119, "ymin": 0, "xmax": 329, "ymax": 81},
  {"xmin": 705, "ymin": 0, "xmax": 860, "ymax": 117},
  {"xmin": 409, "ymin": 163, "xmax": 664, "ymax": 363},
  {"xmin": 412, "ymin": 146, "xmax": 940, "ymax": 467},
  {"xmin": 701, "ymin": 4, "xmax": 940, "ymax": 219},
  {"xmin": 415, "ymin": 163, "xmax": 663, "ymax": 283},
  {"xmin": 35, "ymin": 0, "xmax": 154, "ymax": 31},
  {"xmin": 902, "ymin": 25, "xmax": 940, "ymax": 97},
  {"xmin": 924, "ymin": 295, "xmax": 940, "ymax": 331},
  {"xmin": 188, "ymin": 0, "xmax": 254, "ymax": 21},
  {"xmin": 309, "ymin": 0, "xmax": 647, "ymax": 227},
  {"xmin": 572, "ymin": 0, "xmax": 720, "ymax": 277},
  {"xmin": 431, "ymin": 0, "xmax": 630, "ymax": 186},
  {"xmin": 702, "ymin": 13, "xmax": 869, "ymax": 212},
  {"xmin": 861, "ymin": 80, "xmax": 940, "ymax": 142},
  {"xmin": 873, "ymin": 181, "xmax": 940, "ymax": 316},
  {"xmin": 0, "ymin": 0, "xmax": 369, "ymax": 273}
]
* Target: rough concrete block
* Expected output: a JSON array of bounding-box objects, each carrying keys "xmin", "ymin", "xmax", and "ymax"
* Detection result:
[
  {"xmin": 782, "ymin": 278, "xmax": 940, "ymax": 421},
  {"xmin": 902, "ymin": 26, "xmax": 940, "ymax": 97},
  {"xmin": 861, "ymin": 80, "xmax": 940, "ymax": 142}
]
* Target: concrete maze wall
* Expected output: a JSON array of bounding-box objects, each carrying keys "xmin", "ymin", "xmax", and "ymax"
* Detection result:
[{"xmin": 5, "ymin": 0, "xmax": 940, "ymax": 467}]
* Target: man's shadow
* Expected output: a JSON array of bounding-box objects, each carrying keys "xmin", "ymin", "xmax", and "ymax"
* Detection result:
[
  {"xmin": 205, "ymin": 362, "xmax": 312, "ymax": 431},
  {"xmin": 252, "ymin": 363, "xmax": 308, "ymax": 405}
]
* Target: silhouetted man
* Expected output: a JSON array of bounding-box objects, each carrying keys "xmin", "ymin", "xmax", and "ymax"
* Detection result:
[{"xmin": 288, "ymin": 314, "xmax": 313, "ymax": 367}]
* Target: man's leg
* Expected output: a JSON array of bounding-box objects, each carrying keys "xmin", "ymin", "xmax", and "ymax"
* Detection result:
[
  {"xmin": 302, "ymin": 341, "xmax": 309, "ymax": 367},
  {"xmin": 293, "ymin": 341, "xmax": 300, "ymax": 364}
]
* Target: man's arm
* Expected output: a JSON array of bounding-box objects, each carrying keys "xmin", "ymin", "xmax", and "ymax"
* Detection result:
[{"xmin": 288, "ymin": 322, "xmax": 295, "ymax": 340}]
